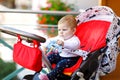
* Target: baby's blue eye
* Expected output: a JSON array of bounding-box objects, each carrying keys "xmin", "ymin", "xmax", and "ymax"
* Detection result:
[
  {"xmin": 63, "ymin": 29, "xmax": 67, "ymax": 31},
  {"xmin": 58, "ymin": 29, "xmax": 67, "ymax": 31}
]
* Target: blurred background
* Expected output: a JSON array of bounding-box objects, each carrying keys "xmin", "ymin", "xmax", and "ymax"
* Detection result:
[{"xmin": 0, "ymin": 0, "xmax": 120, "ymax": 80}]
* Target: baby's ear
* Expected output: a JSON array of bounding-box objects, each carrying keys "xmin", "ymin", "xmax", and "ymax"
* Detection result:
[{"xmin": 73, "ymin": 28, "xmax": 76, "ymax": 33}]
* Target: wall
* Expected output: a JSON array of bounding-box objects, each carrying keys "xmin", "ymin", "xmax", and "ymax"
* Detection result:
[
  {"xmin": 32, "ymin": 0, "xmax": 99, "ymax": 11},
  {"xmin": 99, "ymin": 0, "xmax": 120, "ymax": 16},
  {"xmin": 63, "ymin": 0, "xmax": 99, "ymax": 11}
]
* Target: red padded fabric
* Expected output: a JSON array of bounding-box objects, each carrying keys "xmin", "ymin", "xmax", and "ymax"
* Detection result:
[
  {"xmin": 57, "ymin": 20, "xmax": 111, "ymax": 76},
  {"xmin": 63, "ymin": 20, "xmax": 111, "ymax": 75},
  {"xmin": 75, "ymin": 20, "xmax": 111, "ymax": 52},
  {"xmin": 63, "ymin": 57, "xmax": 83, "ymax": 74}
]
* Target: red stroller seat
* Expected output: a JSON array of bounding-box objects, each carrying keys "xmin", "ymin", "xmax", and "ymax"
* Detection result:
[
  {"xmin": 64, "ymin": 6, "xmax": 120, "ymax": 80},
  {"xmin": 63, "ymin": 20, "xmax": 111, "ymax": 76}
]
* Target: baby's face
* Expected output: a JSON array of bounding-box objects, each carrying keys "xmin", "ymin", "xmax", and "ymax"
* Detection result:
[{"xmin": 58, "ymin": 23, "xmax": 75, "ymax": 40}]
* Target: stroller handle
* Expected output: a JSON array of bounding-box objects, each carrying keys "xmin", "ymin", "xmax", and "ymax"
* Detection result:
[{"xmin": 0, "ymin": 26, "xmax": 46, "ymax": 43}]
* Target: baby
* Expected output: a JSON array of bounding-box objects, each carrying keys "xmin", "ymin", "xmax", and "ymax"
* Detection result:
[{"xmin": 34, "ymin": 15, "xmax": 81, "ymax": 80}]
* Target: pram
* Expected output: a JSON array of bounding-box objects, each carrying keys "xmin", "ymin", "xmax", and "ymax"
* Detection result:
[
  {"xmin": 0, "ymin": 6, "xmax": 120, "ymax": 80},
  {"xmin": 23, "ymin": 6, "xmax": 120, "ymax": 80},
  {"xmin": 69, "ymin": 6, "xmax": 120, "ymax": 80}
]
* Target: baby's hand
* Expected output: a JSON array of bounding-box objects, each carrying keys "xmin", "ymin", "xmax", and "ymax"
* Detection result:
[{"xmin": 56, "ymin": 40, "xmax": 64, "ymax": 46}]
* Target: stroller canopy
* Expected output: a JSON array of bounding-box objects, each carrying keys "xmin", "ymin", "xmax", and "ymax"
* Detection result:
[
  {"xmin": 74, "ymin": 6, "xmax": 120, "ymax": 75},
  {"xmin": 75, "ymin": 6, "xmax": 115, "ymax": 52}
]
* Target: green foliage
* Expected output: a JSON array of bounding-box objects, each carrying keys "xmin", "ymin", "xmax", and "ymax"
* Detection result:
[
  {"xmin": 0, "ymin": 59, "xmax": 16, "ymax": 80},
  {"xmin": 37, "ymin": 0, "xmax": 74, "ymax": 37},
  {"xmin": 38, "ymin": 0, "xmax": 73, "ymax": 24}
]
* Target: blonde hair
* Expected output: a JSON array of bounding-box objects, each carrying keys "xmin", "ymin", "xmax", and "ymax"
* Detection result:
[{"xmin": 58, "ymin": 15, "xmax": 77, "ymax": 29}]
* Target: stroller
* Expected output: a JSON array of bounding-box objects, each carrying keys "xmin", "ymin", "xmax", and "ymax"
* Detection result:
[
  {"xmin": 0, "ymin": 6, "xmax": 120, "ymax": 80},
  {"xmin": 24, "ymin": 6, "xmax": 120, "ymax": 80},
  {"xmin": 69, "ymin": 6, "xmax": 120, "ymax": 80}
]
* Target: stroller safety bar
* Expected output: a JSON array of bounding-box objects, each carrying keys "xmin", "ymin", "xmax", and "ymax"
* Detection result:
[{"xmin": 0, "ymin": 26, "xmax": 46, "ymax": 43}]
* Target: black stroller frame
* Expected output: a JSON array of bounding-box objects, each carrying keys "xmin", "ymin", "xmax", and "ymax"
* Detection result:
[{"xmin": 71, "ymin": 47, "xmax": 108, "ymax": 80}]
